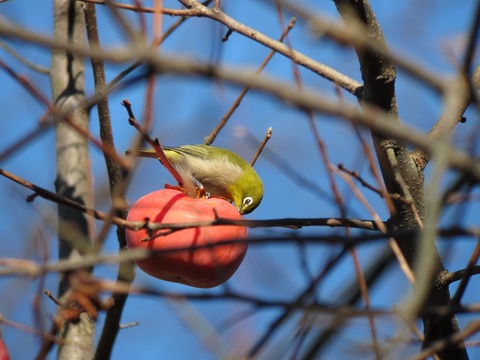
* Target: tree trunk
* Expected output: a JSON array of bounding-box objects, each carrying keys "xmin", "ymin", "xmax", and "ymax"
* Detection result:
[{"xmin": 51, "ymin": 0, "xmax": 94, "ymax": 358}]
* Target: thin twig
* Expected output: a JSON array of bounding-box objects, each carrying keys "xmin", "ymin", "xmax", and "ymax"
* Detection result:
[
  {"xmin": 0, "ymin": 167, "xmax": 129, "ymax": 227},
  {"xmin": 0, "ymin": 119, "xmax": 52, "ymax": 164},
  {"xmin": 451, "ymin": 239, "xmax": 480, "ymax": 304},
  {"xmin": 0, "ymin": 315, "xmax": 79, "ymax": 352},
  {"xmin": 102, "ymin": 0, "xmax": 141, "ymax": 43},
  {"xmin": 337, "ymin": 163, "xmax": 410, "ymax": 205},
  {"xmin": 411, "ymin": 72, "xmax": 474, "ymax": 172},
  {"xmin": 248, "ymin": 248, "xmax": 350, "ymax": 357},
  {"xmin": 0, "ymin": 58, "xmax": 130, "ymax": 170},
  {"xmin": 0, "ymin": 59, "xmax": 51, "ymax": 107},
  {"xmin": 332, "ymin": 165, "xmax": 416, "ymax": 284},
  {"xmin": 350, "ymin": 125, "xmax": 396, "ymax": 214},
  {"xmin": 0, "ymin": 41, "xmax": 49, "ymax": 74},
  {"xmin": 439, "ymin": 265, "xmax": 480, "ymax": 286},
  {"xmin": 79, "ymin": 0, "xmax": 199, "ymax": 16},
  {"xmin": 204, "ymin": 17, "xmax": 295, "ymax": 145},
  {"xmin": 82, "ymin": 0, "xmax": 213, "ymax": 116},
  {"xmin": 44, "ymin": 290, "xmax": 62, "ymax": 306},
  {"xmin": 384, "ymin": 143, "xmax": 424, "ymax": 229},
  {"xmin": 250, "ymin": 127, "xmax": 272, "ymax": 166}
]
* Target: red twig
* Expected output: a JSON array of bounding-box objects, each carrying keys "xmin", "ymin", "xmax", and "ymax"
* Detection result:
[
  {"xmin": 122, "ymin": 99, "xmax": 184, "ymax": 187},
  {"xmin": 79, "ymin": 0, "xmax": 198, "ymax": 16}
]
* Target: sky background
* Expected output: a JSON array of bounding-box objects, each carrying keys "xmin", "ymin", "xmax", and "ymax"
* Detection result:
[{"xmin": 0, "ymin": 0, "xmax": 479, "ymax": 359}]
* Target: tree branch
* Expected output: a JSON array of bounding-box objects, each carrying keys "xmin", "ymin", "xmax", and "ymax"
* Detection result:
[
  {"xmin": 334, "ymin": 1, "xmax": 466, "ymax": 359},
  {"xmin": 83, "ymin": 4, "xmax": 135, "ymax": 359},
  {"xmin": 411, "ymin": 65, "xmax": 480, "ymax": 172}
]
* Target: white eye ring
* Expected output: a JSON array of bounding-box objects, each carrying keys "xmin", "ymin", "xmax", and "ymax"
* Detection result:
[{"xmin": 243, "ymin": 197, "xmax": 253, "ymax": 206}]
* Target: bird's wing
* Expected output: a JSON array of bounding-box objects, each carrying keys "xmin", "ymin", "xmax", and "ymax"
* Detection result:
[
  {"xmin": 126, "ymin": 145, "xmax": 223, "ymax": 163},
  {"xmin": 168, "ymin": 145, "xmax": 212, "ymax": 158},
  {"xmin": 124, "ymin": 146, "xmax": 205, "ymax": 160}
]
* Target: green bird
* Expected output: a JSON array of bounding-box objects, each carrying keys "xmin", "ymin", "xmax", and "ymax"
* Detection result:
[{"xmin": 126, "ymin": 144, "xmax": 264, "ymax": 214}]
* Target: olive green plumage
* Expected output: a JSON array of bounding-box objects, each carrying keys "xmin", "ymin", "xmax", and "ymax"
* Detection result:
[{"xmin": 126, "ymin": 144, "xmax": 263, "ymax": 214}]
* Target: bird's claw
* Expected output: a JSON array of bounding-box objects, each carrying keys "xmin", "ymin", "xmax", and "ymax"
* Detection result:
[
  {"xmin": 195, "ymin": 187, "xmax": 207, "ymax": 199},
  {"xmin": 164, "ymin": 183, "xmax": 186, "ymax": 193},
  {"xmin": 164, "ymin": 183, "xmax": 209, "ymax": 200}
]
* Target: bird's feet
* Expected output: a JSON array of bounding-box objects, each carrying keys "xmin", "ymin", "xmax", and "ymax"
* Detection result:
[{"xmin": 164, "ymin": 183, "xmax": 208, "ymax": 200}]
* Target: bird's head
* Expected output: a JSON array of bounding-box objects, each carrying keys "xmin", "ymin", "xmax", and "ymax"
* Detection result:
[{"xmin": 230, "ymin": 170, "xmax": 264, "ymax": 215}]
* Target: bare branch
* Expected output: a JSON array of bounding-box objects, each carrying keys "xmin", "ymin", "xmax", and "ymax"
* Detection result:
[
  {"xmin": 177, "ymin": 0, "xmax": 363, "ymax": 95},
  {"xmin": 204, "ymin": 18, "xmax": 295, "ymax": 145},
  {"xmin": 440, "ymin": 265, "xmax": 480, "ymax": 286},
  {"xmin": 0, "ymin": 40, "xmax": 49, "ymax": 74},
  {"xmin": 79, "ymin": 0, "xmax": 199, "ymax": 16},
  {"xmin": 272, "ymin": 0, "xmax": 446, "ymax": 93},
  {"xmin": 411, "ymin": 66, "xmax": 480, "ymax": 172},
  {"xmin": 83, "ymin": 5, "xmax": 135, "ymax": 359}
]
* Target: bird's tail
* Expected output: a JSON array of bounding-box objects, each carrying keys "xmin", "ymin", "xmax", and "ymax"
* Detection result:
[{"xmin": 125, "ymin": 149, "xmax": 158, "ymax": 158}]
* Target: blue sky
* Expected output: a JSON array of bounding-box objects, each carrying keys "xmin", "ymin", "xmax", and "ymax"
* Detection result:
[{"xmin": 0, "ymin": 0, "xmax": 479, "ymax": 359}]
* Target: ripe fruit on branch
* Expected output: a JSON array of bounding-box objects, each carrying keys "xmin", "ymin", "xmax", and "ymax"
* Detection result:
[{"xmin": 125, "ymin": 189, "xmax": 248, "ymax": 288}]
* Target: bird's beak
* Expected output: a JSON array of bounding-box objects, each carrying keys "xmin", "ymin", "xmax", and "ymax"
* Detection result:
[{"xmin": 237, "ymin": 204, "xmax": 248, "ymax": 215}]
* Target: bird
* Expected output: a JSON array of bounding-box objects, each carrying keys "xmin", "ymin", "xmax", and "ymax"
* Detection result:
[{"xmin": 126, "ymin": 144, "xmax": 264, "ymax": 214}]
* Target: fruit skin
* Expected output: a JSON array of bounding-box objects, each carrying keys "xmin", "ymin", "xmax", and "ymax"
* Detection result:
[
  {"xmin": 126, "ymin": 189, "xmax": 248, "ymax": 288},
  {"xmin": 0, "ymin": 334, "xmax": 9, "ymax": 360}
]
